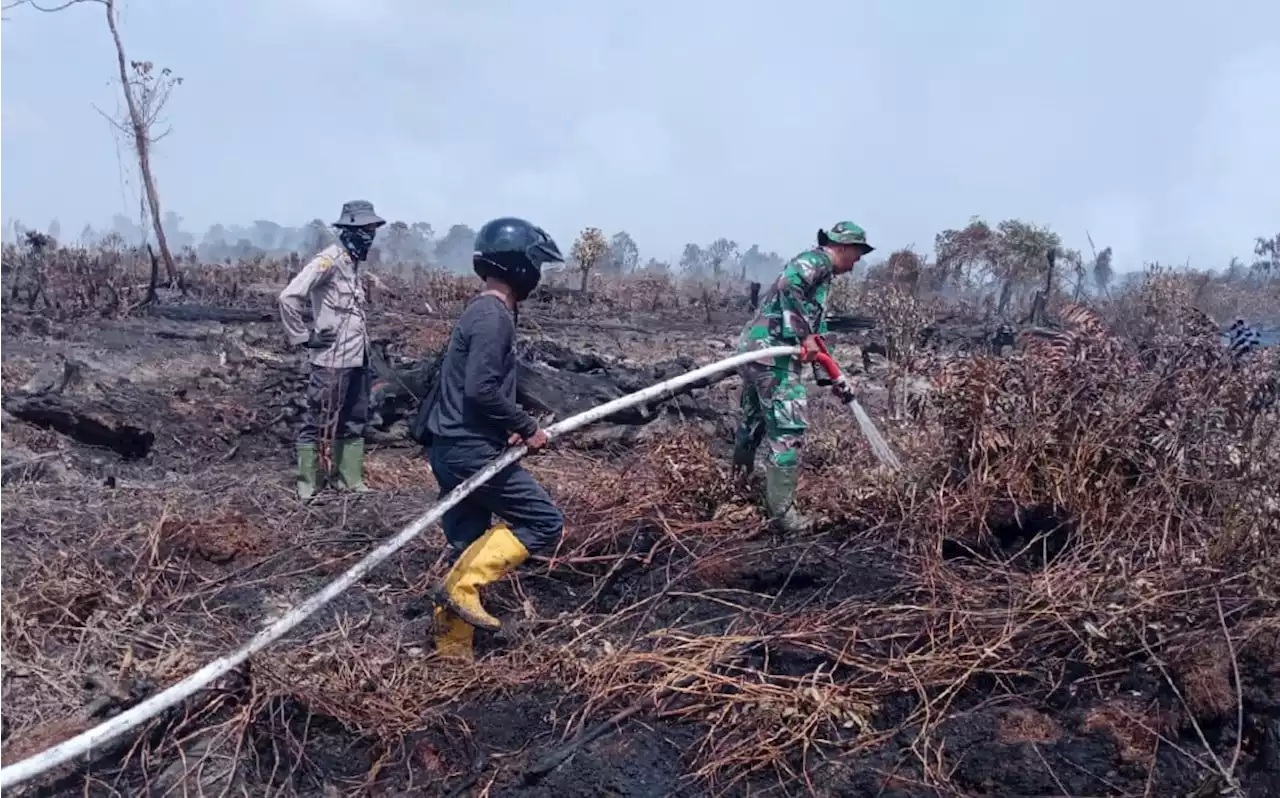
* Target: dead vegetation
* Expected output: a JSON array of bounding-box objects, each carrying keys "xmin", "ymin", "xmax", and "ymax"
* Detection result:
[{"xmin": 1, "ymin": 244, "xmax": 1278, "ymax": 797}]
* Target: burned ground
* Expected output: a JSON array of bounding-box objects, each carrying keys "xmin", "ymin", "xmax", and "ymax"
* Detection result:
[{"xmin": 2, "ymin": 266, "xmax": 1279, "ymax": 797}]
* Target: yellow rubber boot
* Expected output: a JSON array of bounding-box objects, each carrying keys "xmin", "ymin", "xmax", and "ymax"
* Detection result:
[
  {"xmin": 436, "ymin": 524, "xmax": 529, "ymax": 631},
  {"xmin": 432, "ymin": 606, "xmax": 474, "ymax": 662}
]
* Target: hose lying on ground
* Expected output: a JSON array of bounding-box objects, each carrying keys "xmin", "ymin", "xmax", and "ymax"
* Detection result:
[{"xmin": 1, "ymin": 346, "xmax": 819, "ymax": 790}]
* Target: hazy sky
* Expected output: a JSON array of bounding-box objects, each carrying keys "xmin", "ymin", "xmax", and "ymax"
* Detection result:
[{"xmin": 2, "ymin": 0, "xmax": 1278, "ymax": 267}]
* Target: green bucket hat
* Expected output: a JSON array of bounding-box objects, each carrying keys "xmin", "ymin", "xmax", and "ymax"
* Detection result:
[
  {"xmin": 334, "ymin": 200, "xmax": 386, "ymax": 228},
  {"xmin": 819, "ymin": 221, "xmax": 874, "ymax": 253}
]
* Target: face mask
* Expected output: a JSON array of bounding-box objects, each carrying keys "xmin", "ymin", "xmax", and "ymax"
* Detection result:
[{"xmin": 339, "ymin": 227, "xmax": 377, "ymax": 261}]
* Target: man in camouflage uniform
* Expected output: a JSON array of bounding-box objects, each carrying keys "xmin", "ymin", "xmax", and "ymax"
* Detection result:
[
  {"xmin": 279, "ymin": 200, "xmax": 386, "ymax": 500},
  {"xmin": 735, "ymin": 222, "xmax": 874, "ymax": 533}
]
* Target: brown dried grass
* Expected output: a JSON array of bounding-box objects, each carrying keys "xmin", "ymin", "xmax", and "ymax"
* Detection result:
[
  {"xmin": 998, "ymin": 707, "xmax": 1063, "ymax": 744},
  {"xmin": 1083, "ymin": 699, "xmax": 1164, "ymax": 765},
  {"xmin": 1173, "ymin": 642, "xmax": 1236, "ymax": 723},
  {"xmin": 1, "ymin": 257, "xmax": 1277, "ymax": 794}
]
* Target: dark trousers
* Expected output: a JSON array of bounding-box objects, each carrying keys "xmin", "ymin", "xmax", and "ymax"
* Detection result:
[
  {"xmin": 298, "ymin": 365, "xmax": 370, "ymax": 444},
  {"xmin": 429, "ymin": 437, "xmax": 564, "ymax": 560}
]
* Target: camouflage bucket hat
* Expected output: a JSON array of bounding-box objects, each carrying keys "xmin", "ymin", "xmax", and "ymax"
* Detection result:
[
  {"xmin": 823, "ymin": 221, "xmax": 874, "ymax": 253},
  {"xmin": 334, "ymin": 199, "xmax": 386, "ymax": 228}
]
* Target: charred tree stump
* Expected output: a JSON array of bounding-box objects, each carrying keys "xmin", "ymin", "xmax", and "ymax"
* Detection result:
[
  {"xmin": 2, "ymin": 395, "xmax": 155, "ymax": 459},
  {"xmin": 2, "ymin": 356, "xmax": 156, "ymax": 459},
  {"xmin": 148, "ymin": 305, "xmax": 276, "ymax": 323}
]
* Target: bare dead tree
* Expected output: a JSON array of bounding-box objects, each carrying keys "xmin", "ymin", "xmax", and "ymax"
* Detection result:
[
  {"xmin": 4, "ymin": 0, "xmax": 183, "ymax": 289},
  {"xmin": 570, "ymin": 227, "xmax": 609, "ymax": 296}
]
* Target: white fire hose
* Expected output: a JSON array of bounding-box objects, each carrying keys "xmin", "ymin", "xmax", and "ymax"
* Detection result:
[{"xmin": 2, "ymin": 345, "xmax": 826, "ymax": 789}]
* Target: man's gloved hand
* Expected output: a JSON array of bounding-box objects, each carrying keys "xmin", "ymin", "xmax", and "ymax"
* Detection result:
[
  {"xmin": 799, "ymin": 334, "xmax": 825, "ymax": 362},
  {"xmin": 813, "ymin": 362, "xmax": 833, "ymax": 387},
  {"xmin": 833, "ymin": 379, "xmax": 856, "ymax": 404},
  {"xmin": 303, "ymin": 328, "xmax": 338, "ymax": 350}
]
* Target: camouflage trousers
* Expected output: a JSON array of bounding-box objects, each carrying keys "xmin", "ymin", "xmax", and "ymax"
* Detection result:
[{"xmin": 736, "ymin": 355, "xmax": 808, "ymax": 469}]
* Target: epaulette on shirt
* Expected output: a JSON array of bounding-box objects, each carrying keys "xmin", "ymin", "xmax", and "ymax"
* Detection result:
[{"xmin": 314, "ymin": 245, "xmax": 343, "ymax": 271}]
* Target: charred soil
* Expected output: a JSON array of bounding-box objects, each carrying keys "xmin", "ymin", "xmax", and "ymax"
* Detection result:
[{"xmin": 3, "ymin": 278, "xmax": 1279, "ymax": 797}]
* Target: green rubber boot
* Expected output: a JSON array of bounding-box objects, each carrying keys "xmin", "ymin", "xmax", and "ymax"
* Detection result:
[
  {"xmin": 764, "ymin": 463, "xmax": 811, "ymax": 534},
  {"xmin": 335, "ymin": 438, "xmax": 372, "ymax": 493},
  {"xmin": 296, "ymin": 443, "xmax": 321, "ymax": 501}
]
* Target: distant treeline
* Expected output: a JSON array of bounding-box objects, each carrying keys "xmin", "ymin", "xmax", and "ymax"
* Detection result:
[
  {"xmin": 3, "ymin": 214, "xmax": 1275, "ymax": 293},
  {"xmin": 1, "ymin": 214, "xmax": 794, "ymax": 283}
]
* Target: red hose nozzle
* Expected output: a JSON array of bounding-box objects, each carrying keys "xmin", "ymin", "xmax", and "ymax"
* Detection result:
[{"xmin": 811, "ymin": 351, "xmax": 843, "ymax": 382}]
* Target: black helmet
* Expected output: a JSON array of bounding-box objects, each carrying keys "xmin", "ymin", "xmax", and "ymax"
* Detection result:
[{"xmin": 473, "ymin": 217, "xmax": 564, "ymax": 300}]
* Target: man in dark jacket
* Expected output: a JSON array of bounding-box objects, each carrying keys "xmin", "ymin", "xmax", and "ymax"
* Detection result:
[{"xmin": 427, "ymin": 217, "xmax": 566, "ymax": 660}]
